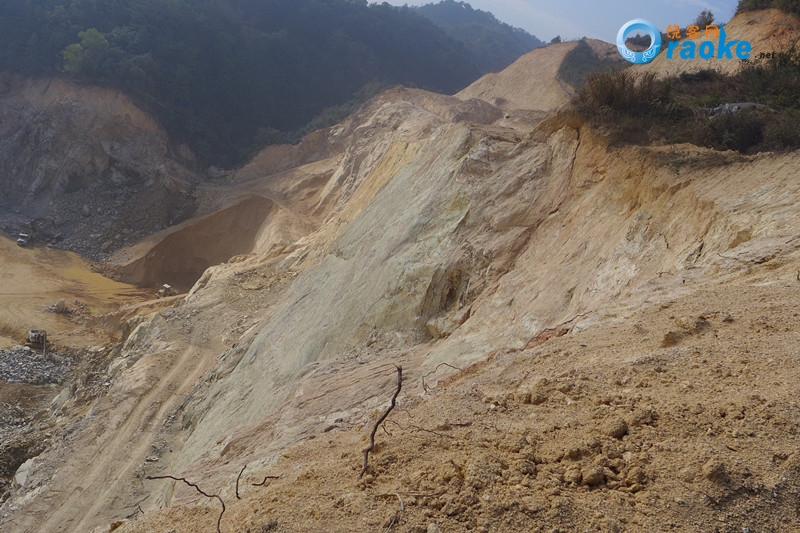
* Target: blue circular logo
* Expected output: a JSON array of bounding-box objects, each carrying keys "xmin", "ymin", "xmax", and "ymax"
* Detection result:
[{"xmin": 616, "ymin": 19, "xmax": 662, "ymax": 64}]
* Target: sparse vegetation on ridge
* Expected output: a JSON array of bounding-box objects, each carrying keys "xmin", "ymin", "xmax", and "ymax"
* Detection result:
[
  {"xmin": 737, "ymin": 0, "xmax": 800, "ymax": 16},
  {"xmin": 573, "ymin": 42, "xmax": 800, "ymax": 153}
]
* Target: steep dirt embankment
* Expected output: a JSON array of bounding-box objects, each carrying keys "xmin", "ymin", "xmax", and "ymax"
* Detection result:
[
  {"xmin": 455, "ymin": 40, "xmax": 620, "ymax": 114},
  {"xmin": 0, "ymin": 73, "xmax": 199, "ymax": 258},
  {"xmin": 111, "ymin": 109, "xmax": 800, "ymax": 533},
  {"xmin": 3, "ymin": 10, "xmax": 800, "ymax": 533}
]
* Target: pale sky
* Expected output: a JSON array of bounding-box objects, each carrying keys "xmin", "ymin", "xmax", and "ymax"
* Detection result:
[{"xmin": 382, "ymin": 0, "xmax": 738, "ymax": 43}]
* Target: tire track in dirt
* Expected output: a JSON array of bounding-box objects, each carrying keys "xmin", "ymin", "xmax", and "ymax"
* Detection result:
[{"xmin": 11, "ymin": 343, "xmax": 214, "ymax": 533}]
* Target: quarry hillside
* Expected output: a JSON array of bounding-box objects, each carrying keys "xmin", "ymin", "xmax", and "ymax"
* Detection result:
[
  {"xmin": 1, "ymin": 9, "xmax": 800, "ymax": 533},
  {"xmin": 0, "ymin": 73, "xmax": 201, "ymax": 260}
]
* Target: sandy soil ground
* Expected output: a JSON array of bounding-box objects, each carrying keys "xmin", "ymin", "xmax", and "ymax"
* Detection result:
[
  {"xmin": 0, "ymin": 235, "xmax": 149, "ymax": 350},
  {"xmin": 116, "ymin": 256, "xmax": 800, "ymax": 533}
]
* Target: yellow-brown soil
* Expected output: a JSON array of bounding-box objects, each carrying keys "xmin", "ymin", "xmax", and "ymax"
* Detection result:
[
  {"xmin": 120, "ymin": 264, "xmax": 800, "ymax": 533},
  {"xmin": 0, "ymin": 236, "xmax": 148, "ymax": 349}
]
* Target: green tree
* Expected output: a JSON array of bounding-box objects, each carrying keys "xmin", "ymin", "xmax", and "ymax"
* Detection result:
[
  {"xmin": 62, "ymin": 28, "xmax": 113, "ymax": 77},
  {"xmin": 693, "ymin": 10, "xmax": 715, "ymax": 29}
]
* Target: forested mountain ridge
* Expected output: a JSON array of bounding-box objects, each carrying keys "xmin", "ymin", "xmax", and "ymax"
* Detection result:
[
  {"xmin": 413, "ymin": 0, "xmax": 544, "ymax": 72},
  {"xmin": 0, "ymin": 0, "xmax": 488, "ymax": 167}
]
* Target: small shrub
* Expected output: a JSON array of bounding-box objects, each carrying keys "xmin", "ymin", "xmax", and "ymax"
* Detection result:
[
  {"xmin": 693, "ymin": 10, "xmax": 715, "ymax": 29},
  {"xmin": 678, "ymin": 69, "xmax": 719, "ymax": 84},
  {"xmin": 761, "ymin": 110, "xmax": 800, "ymax": 150},
  {"xmin": 707, "ymin": 110, "xmax": 765, "ymax": 152},
  {"xmin": 576, "ymin": 70, "xmax": 672, "ymax": 119}
]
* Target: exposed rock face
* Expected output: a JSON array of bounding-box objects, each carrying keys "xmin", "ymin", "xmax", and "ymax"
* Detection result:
[
  {"xmin": 0, "ymin": 73, "xmax": 199, "ymax": 259},
  {"xmin": 175, "ymin": 98, "xmax": 580, "ymax": 465},
  {"xmin": 3, "ymin": 11, "xmax": 800, "ymax": 533}
]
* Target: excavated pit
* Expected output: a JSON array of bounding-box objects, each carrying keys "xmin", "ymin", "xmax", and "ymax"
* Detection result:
[{"xmin": 107, "ymin": 195, "xmax": 277, "ymax": 291}]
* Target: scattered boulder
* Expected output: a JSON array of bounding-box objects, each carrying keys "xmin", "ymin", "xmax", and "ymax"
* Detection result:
[
  {"xmin": 625, "ymin": 466, "xmax": 647, "ymax": 486},
  {"xmin": 51, "ymin": 299, "xmax": 70, "ymax": 314},
  {"xmin": 564, "ymin": 467, "xmax": 582, "ymax": 484},
  {"xmin": 625, "ymin": 407, "xmax": 657, "ymax": 428},
  {"xmin": 13, "ymin": 457, "xmax": 34, "ymax": 488}
]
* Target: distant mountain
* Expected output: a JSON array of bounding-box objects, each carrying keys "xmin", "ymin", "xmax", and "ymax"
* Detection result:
[
  {"xmin": 413, "ymin": 0, "xmax": 544, "ymax": 72},
  {"xmin": 0, "ymin": 0, "xmax": 485, "ymax": 167}
]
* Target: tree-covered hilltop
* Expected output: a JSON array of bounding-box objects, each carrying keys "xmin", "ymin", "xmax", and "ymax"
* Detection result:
[
  {"xmin": 0, "ymin": 0, "xmax": 488, "ymax": 167},
  {"xmin": 412, "ymin": 0, "xmax": 544, "ymax": 73}
]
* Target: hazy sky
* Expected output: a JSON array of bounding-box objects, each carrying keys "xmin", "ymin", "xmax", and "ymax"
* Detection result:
[{"xmin": 382, "ymin": 0, "xmax": 739, "ymax": 43}]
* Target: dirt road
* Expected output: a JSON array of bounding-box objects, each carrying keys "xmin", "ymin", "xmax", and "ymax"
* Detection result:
[{"xmin": 0, "ymin": 236, "xmax": 148, "ymax": 349}]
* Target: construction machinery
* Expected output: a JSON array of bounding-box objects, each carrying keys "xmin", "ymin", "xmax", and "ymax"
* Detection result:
[
  {"xmin": 156, "ymin": 284, "xmax": 177, "ymax": 298},
  {"xmin": 26, "ymin": 329, "xmax": 47, "ymax": 356}
]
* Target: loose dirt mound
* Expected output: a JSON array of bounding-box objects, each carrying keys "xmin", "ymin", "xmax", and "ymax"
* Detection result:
[{"xmin": 456, "ymin": 40, "xmax": 617, "ymax": 113}]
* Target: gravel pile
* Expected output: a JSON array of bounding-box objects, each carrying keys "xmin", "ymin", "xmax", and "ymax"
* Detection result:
[
  {"xmin": 0, "ymin": 347, "xmax": 68, "ymax": 385},
  {"xmin": 0, "ymin": 403, "xmax": 27, "ymax": 429}
]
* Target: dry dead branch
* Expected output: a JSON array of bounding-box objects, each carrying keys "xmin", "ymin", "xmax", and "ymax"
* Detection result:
[
  {"xmin": 421, "ymin": 363, "xmax": 462, "ymax": 392},
  {"xmin": 386, "ymin": 419, "xmax": 455, "ymax": 439},
  {"xmin": 252, "ymin": 475, "xmax": 282, "ymax": 487},
  {"xmin": 146, "ymin": 475, "xmax": 225, "ymax": 533},
  {"xmin": 235, "ymin": 464, "xmax": 247, "ymax": 500},
  {"xmin": 378, "ymin": 493, "xmax": 405, "ymax": 533},
  {"xmin": 360, "ymin": 364, "xmax": 402, "ymax": 479}
]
